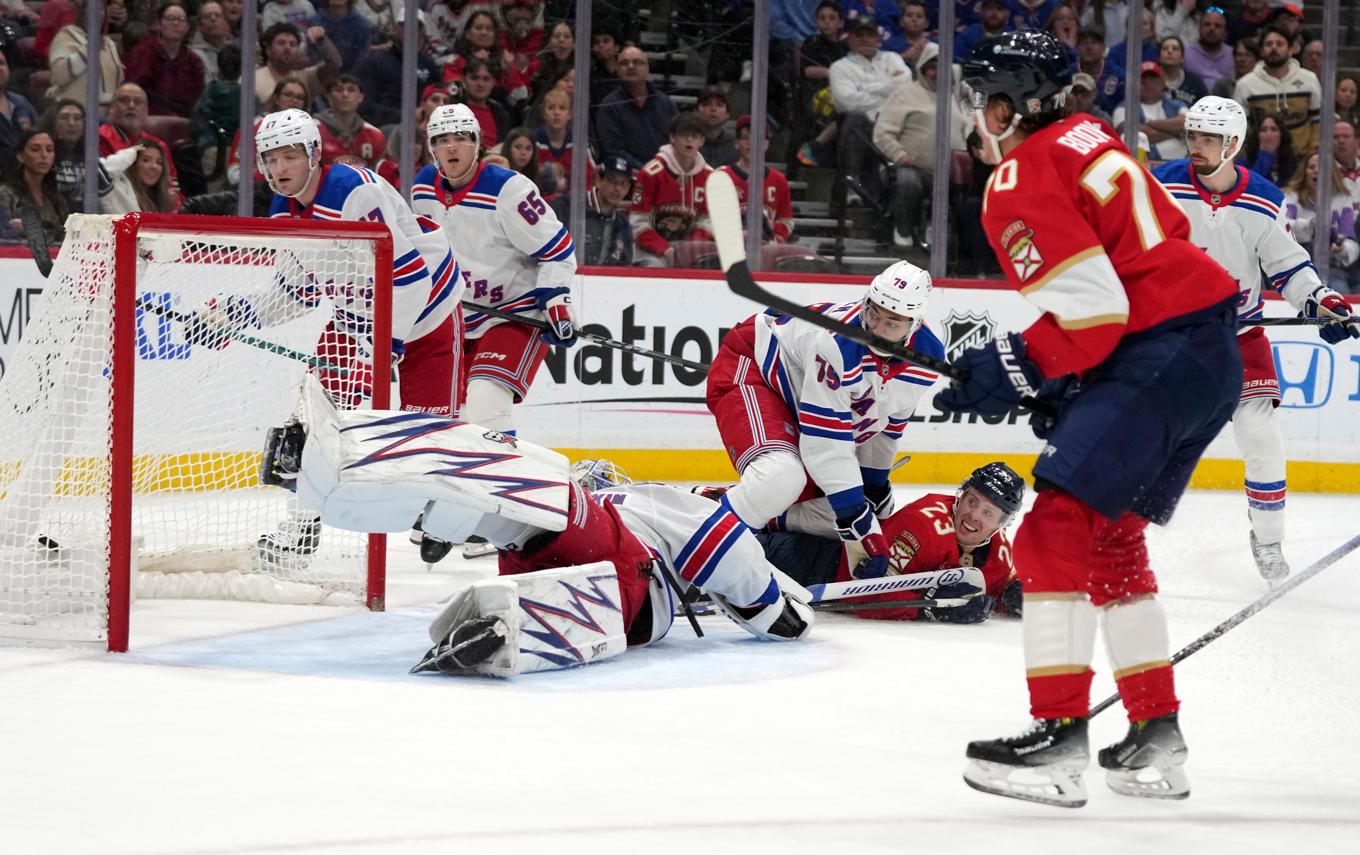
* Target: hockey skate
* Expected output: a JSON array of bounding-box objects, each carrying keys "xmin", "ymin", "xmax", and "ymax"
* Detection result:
[
  {"xmin": 410, "ymin": 616, "xmax": 508, "ymax": 675},
  {"xmin": 963, "ymin": 718, "xmax": 1090, "ymax": 808},
  {"xmin": 409, "ymin": 515, "xmax": 454, "ymax": 565},
  {"xmin": 1098, "ymin": 713, "xmax": 1190, "ymax": 800},
  {"xmin": 461, "ymin": 535, "xmax": 497, "ymax": 559},
  {"xmin": 257, "ymin": 511, "xmax": 321, "ymax": 572},
  {"xmin": 1250, "ymin": 532, "xmax": 1290, "ymax": 586}
]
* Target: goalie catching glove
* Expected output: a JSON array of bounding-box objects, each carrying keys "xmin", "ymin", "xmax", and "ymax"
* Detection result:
[
  {"xmin": 837, "ymin": 502, "xmax": 891, "ymax": 579},
  {"xmin": 183, "ymin": 296, "xmax": 260, "ymax": 350},
  {"xmin": 1305, "ymin": 287, "xmax": 1360, "ymax": 345},
  {"xmin": 537, "ymin": 287, "xmax": 578, "ymax": 347}
]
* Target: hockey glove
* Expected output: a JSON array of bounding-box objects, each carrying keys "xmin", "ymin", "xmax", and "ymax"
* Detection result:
[
  {"xmin": 1001, "ymin": 578, "xmax": 1024, "ymax": 617},
  {"xmin": 935, "ymin": 332, "xmax": 1043, "ymax": 418},
  {"xmin": 864, "ymin": 480, "xmax": 895, "ymax": 520},
  {"xmin": 539, "ymin": 288, "xmax": 578, "ymax": 347},
  {"xmin": 919, "ymin": 579, "xmax": 995, "ymax": 619},
  {"xmin": 1305, "ymin": 287, "xmax": 1360, "ymax": 345},
  {"xmin": 837, "ymin": 503, "xmax": 890, "ymax": 579},
  {"xmin": 183, "ymin": 296, "xmax": 259, "ymax": 350},
  {"xmin": 1029, "ymin": 376, "xmax": 1080, "ymax": 440}
]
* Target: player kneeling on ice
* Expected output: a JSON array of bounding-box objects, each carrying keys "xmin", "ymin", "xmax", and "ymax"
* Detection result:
[
  {"xmin": 260, "ymin": 377, "xmax": 814, "ymax": 677},
  {"xmin": 706, "ymin": 260, "xmax": 942, "ymax": 581},
  {"xmin": 754, "ymin": 462, "xmax": 1026, "ymax": 623}
]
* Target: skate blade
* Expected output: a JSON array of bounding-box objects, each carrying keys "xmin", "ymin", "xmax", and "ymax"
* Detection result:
[
  {"xmin": 461, "ymin": 541, "xmax": 497, "ymax": 559},
  {"xmin": 963, "ymin": 759, "xmax": 1088, "ymax": 808},
  {"xmin": 1105, "ymin": 765, "xmax": 1190, "ymax": 800}
]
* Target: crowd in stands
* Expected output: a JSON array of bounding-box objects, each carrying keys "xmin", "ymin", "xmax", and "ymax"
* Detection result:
[{"xmin": 0, "ymin": 0, "xmax": 1356, "ymax": 285}]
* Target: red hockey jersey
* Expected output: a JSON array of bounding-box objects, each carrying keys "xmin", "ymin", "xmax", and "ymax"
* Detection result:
[
  {"xmin": 316, "ymin": 114, "xmax": 387, "ymax": 169},
  {"xmin": 981, "ymin": 114, "xmax": 1238, "ymax": 377},
  {"xmin": 630, "ymin": 145, "xmax": 713, "ymax": 257},
  {"xmin": 718, "ymin": 163, "xmax": 795, "ymax": 243},
  {"xmin": 832, "ymin": 493, "xmax": 1017, "ymax": 621}
]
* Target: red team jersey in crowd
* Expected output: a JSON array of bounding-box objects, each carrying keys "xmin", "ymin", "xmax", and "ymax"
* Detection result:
[
  {"xmin": 97, "ymin": 124, "xmax": 183, "ymax": 212},
  {"xmin": 828, "ymin": 493, "xmax": 1018, "ymax": 621},
  {"xmin": 631, "ymin": 147, "xmax": 714, "ymax": 256},
  {"xmin": 718, "ymin": 164, "xmax": 795, "ymax": 243},
  {"xmin": 981, "ymin": 115, "xmax": 1238, "ymax": 377},
  {"xmin": 317, "ymin": 119, "xmax": 387, "ymax": 169}
]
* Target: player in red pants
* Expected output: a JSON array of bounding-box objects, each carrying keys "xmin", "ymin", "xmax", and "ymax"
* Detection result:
[{"xmin": 938, "ymin": 32, "xmax": 1243, "ymax": 808}]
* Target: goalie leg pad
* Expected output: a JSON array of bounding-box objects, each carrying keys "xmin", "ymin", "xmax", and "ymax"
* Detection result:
[{"xmin": 418, "ymin": 562, "xmax": 628, "ymax": 677}]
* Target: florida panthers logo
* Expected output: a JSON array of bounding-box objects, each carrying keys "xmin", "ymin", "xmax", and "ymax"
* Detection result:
[{"xmin": 999, "ymin": 219, "xmax": 1044, "ymax": 282}]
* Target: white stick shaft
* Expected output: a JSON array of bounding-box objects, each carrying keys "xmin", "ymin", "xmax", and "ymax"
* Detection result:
[{"xmin": 808, "ymin": 566, "xmax": 980, "ymax": 602}]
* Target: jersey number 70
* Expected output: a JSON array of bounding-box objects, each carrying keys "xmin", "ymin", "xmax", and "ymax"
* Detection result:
[{"xmin": 1078, "ymin": 151, "xmax": 1168, "ymax": 252}]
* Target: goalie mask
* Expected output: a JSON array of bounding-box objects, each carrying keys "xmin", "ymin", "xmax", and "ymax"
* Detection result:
[
  {"xmin": 569, "ymin": 459, "xmax": 632, "ymax": 492},
  {"xmin": 961, "ymin": 31, "xmax": 1072, "ymax": 163},
  {"xmin": 255, "ymin": 108, "xmax": 323, "ymax": 198},
  {"xmin": 1184, "ymin": 96, "xmax": 1247, "ymax": 180},
  {"xmin": 863, "ymin": 260, "xmax": 931, "ymax": 358}
]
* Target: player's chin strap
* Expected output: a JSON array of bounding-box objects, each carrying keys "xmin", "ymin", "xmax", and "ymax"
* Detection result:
[
  {"xmin": 1204, "ymin": 135, "xmax": 1244, "ymax": 181},
  {"xmin": 267, "ymin": 150, "xmax": 322, "ymax": 199},
  {"xmin": 973, "ymin": 109, "xmax": 1021, "ymax": 164}
]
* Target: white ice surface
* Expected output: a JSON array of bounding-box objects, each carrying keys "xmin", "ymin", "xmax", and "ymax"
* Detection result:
[{"xmin": 2, "ymin": 486, "xmax": 1358, "ymax": 855}]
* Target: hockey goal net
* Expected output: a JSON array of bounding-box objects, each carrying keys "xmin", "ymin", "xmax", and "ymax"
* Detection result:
[{"xmin": 0, "ymin": 213, "xmax": 394, "ymax": 651}]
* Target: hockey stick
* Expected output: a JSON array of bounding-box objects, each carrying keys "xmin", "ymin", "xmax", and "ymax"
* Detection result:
[
  {"xmin": 705, "ymin": 171, "xmax": 1057, "ymax": 418},
  {"xmin": 137, "ymin": 298, "xmax": 350, "ymax": 375},
  {"xmin": 1240, "ymin": 317, "xmax": 1334, "ymax": 326},
  {"xmin": 807, "ymin": 566, "xmax": 983, "ymax": 603},
  {"xmin": 19, "ymin": 201, "xmax": 54, "ymax": 278},
  {"xmin": 813, "ymin": 597, "xmax": 966, "ymax": 613},
  {"xmin": 462, "ymin": 301, "xmax": 710, "ymax": 372},
  {"xmin": 1090, "ymin": 532, "xmax": 1360, "ymax": 718}
]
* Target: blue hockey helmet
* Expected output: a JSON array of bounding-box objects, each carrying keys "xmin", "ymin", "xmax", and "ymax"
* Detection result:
[{"xmin": 959, "ymin": 462, "xmax": 1026, "ymax": 526}]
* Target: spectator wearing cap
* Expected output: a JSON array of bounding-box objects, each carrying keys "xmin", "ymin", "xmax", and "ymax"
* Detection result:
[
  {"xmin": 1270, "ymin": 4, "xmax": 1312, "ymax": 59},
  {"xmin": 1077, "ymin": 27, "xmax": 1124, "ymax": 115},
  {"xmin": 255, "ymin": 21, "xmax": 343, "ymax": 109},
  {"xmin": 630, "ymin": 112, "xmax": 713, "ymax": 267},
  {"xmin": 533, "ymin": 86, "xmax": 594, "ymax": 197},
  {"xmin": 550, "ymin": 154, "xmax": 634, "ymax": 267},
  {"xmin": 697, "ymin": 89, "xmax": 738, "ymax": 169},
  {"xmin": 872, "ymin": 41, "xmax": 966, "ymax": 249},
  {"xmin": 1079, "ymin": 0, "xmax": 1128, "ymax": 44},
  {"xmin": 1159, "ymin": 36, "xmax": 1207, "ymax": 108},
  {"xmin": 1065, "ymin": 72, "xmax": 1112, "ymax": 126},
  {"xmin": 719, "ymin": 115, "xmax": 795, "ymax": 245},
  {"xmin": 1233, "ymin": 24, "xmax": 1320, "ymax": 155},
  {"xmin": 595, "ymin": 45, "xmax": 678, "ymax": 171},
  {"xmin": 0, "ymin": 50, "xmax": 37, "ymax": 171},
  {"xmin": 123, "ymin": 4, "xmax": 206, "ymax": 118},
  {"xmin": 954, "ymin": 0, "xmax": 1014, "ymax": 63},
  {"xmin": 310, "ymin": 0, "xmax": 372, "ymax": 72},
  {"xmin": 315, "ymin": 74, "xmax": 386, "ymax": 168},
  {"xmin": 1185, "ymin": 7, "xmax": 1233, "ymax": 89},
  {"xmin": 830, "ymin": 17, "xmax": 909, "ymax": 203},
  {"xmin": 1113, "ymin": 62, "xmax": 1189, "ymax": 161},
  {"xmin": 352, "ymin": 8, "xmax": 439, "ymax": 126},
  {"xmin": 1227, "ymin": 0, "xmax": 1271, "ymax": 46},
  {"xmin": 1212, "ymin": 35, "xmax": 1259, "ymax": 99},
  {"xmin": 191, "ymin": 3, "xmax": 235, "ymax": 84}
]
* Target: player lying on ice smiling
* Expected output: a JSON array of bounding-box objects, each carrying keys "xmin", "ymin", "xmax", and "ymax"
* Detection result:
[
  {"xmin": 260, "ymin": 377, "xmax": 814, "ymax": 677},
  {"xmin": 753, "ymin": 462, "xmax": 1026, "ymax": 623}
]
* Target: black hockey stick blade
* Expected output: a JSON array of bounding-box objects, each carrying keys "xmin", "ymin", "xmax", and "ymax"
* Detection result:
[
  {"xmin": 706, "ymin": 171, "xmax": 1057, "ymax": 418},
  {"xmin": 462, "ymin": 301, "xmax": 709, "ymax": 372},
  {"xmin": 1090, "ymin": 532, "xmax": 1360, "ymax": 718},
  {"xmin": 812, "ymin": 597, "xmax": 964, "ymax": 613},
  {"xmin": 20, "ymin": 203, "xmax": 53, "ymax": 278},
  {"xmin": 1240, "ymin": 317, "xmax": 1332, "ymax": 326}
]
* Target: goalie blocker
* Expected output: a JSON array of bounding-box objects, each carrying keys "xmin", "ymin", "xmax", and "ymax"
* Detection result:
[{"xmin": 265, "ymin": 377, "xmax": 814, "ymax": 676}]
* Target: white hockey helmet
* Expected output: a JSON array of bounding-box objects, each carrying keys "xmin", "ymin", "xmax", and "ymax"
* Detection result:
[
  {"xmin": 255, "ymin": 108, "xmax": 323, "ymax": 197},
  {"xmin": 863, "ymin": 260, "xmax": 931, "ymax": 355},
  {"xmin": 1184, "ymin": 96, "xmax": 1247, "ymax": 178},
  {"xmin": 426, "ymin": 103, "xmax": 482, "ymax": 155}
]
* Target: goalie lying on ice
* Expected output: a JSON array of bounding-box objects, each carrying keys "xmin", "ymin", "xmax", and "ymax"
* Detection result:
[{"xmin": 262, "ymin": 377, "xmax": 814, "ymax": 676}]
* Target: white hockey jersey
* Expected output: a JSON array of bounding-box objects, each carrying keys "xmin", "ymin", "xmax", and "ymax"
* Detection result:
[
  {"xmin": 268, "ymin": 163, "xmax": 461, "ymax": 350},
  {"xmin": 412, "ymin": 162, "xmax": 577, "ymax": 340},
  {"xmin": 595, "ymin": 482, "xmax": 786, "ymax": 646},
  {"xmin": 747, "ymin": 302, "xmax": 943, "ymax": 518},
  {"xmin": 1151, "ymin": 160, "xmax": 1322, "ymax": 332}
]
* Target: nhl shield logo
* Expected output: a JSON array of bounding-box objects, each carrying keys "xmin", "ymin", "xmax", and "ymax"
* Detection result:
[{"xmin": 944, "ymin": 309, "xmax": 997, "ymax": 361}]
